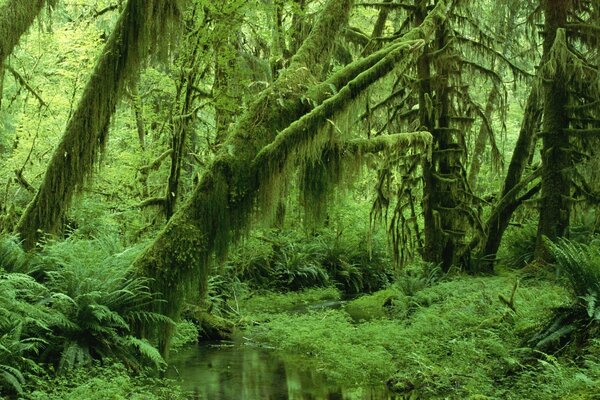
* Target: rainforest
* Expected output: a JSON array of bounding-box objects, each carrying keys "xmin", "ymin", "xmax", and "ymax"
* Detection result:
[{"xmin": 0, "ymin": 0, "xmax": 599, "ymax": 399}]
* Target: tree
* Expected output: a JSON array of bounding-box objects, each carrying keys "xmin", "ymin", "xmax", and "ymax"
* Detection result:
[
  {"xmin": 533, "ymin": 0, "xmax": 600, "ymax": 260},
  {"xmin": 16, "ymin": 0, "xmax": 184, "ymax": 249},
  {"xmin": 0, "ymin": 0, "xmax": 56, "ymax": 105},
  {"xmin": 133, "ymin": 0, "xmax": 447, "ymax": 355}
]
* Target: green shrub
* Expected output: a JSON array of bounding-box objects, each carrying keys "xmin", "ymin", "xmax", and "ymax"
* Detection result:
[
  {"xmin": 0, "ymin": 234, "xmax": 171, "ymax": 394},
  {"xmin": 227, "ymin": 228, "xmax": 392, "ymax": 294}
]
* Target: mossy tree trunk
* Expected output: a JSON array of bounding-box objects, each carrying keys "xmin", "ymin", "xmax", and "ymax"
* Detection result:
[
  {"xmin": 0, "ymin": 0, "xmax": 56, "ymax": 105},
  {"xmin": 136, "ymin": 0, "xmax": 355, "ymax": 356},
  {"xmin": 16, "ymin": 0, "xmax": 184, "ymax": 249},
  {"xmin": 467, "ymin": 86, "xmax": 498, "ymax": 192},
  {"xmin": 534, "ymin": 0, "xmax": 571, "ymax": 261},
  {"xmin": 213, "ymin": 5, "xmax": 244, "ymax": 144},
  {"xmin": 0, "ymin": 0, "xmax": 55, "ymax": 68},
  {"xmin": 165, "ymin": 10, "xmax": 206, "ymax": 220},
  {"xmin": 418, "ymin": 2, "xmax": 463, "ymax": 271}
]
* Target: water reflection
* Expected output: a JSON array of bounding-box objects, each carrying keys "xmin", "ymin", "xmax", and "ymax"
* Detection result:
[{"xmin": 168, "ymin": 338, "xmax": 397, "ymax": 400}]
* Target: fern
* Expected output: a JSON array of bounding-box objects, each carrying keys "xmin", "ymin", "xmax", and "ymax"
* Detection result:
[
  {"xmin": 527, "ymin": 239, "xmax": 600, "ymax": 353},
  {"xmin": 125, "ymin": 336, "xmax": 166, "ymax": 369},
  {"xmin": 0, "ymin": 364, "xmax": 25, "ymax": 394}
]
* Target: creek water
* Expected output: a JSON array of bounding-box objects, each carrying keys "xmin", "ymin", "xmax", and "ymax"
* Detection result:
[{"xmin": 167, "ymin": 336, "xmax": 398, "ymax": 400}]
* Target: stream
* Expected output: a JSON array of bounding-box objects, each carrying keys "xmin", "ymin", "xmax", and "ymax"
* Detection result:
[{"xmin": 168, "ymin": 336, "xmax": 398, "ymax": 400}]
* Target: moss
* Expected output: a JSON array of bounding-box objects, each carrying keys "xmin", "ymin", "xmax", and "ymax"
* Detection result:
[
  {"xmin": 345, "ymin": 289, "xmax": 406, "ymax": 322},
  {"xmin": 240, "ymin": 287, "xmax": 342, "ymax": 318},
  {"xmin": 133, "ymin": 0, "xmax": 354, "ymax": 354},
  {"xmin": 0, "ymin": 0, "xmax": 56, "ymax": 68}
]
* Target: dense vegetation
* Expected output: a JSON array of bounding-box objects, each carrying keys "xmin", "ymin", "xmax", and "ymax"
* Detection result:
[{"xmin": 0, "ymin": 0, "xmax": 598, "ymax": 398}]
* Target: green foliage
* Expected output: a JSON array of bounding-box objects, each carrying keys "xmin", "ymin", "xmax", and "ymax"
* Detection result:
[
  {"xmin": 0, "ymin": 272, "xmax": 50, "ymax": 394},
  {"xmin": 226, "ymin": 228, "xmax": 391, "ymax": 294},
  {"xmin": 241, "ymin": 287, "xmax": 341, "ymax": 317},
  {"xmin": 500, "ymin": 223, "xmax": 538, "ymax": 268},
  {"xmin": 169, "ymin": 320, "xmax": 199, "ymax": 352},
  {"xmin": 24, "ymin": 362, "xmax": 187, "ymax": 400},
  {"xmin": 245, "ymin": 274, "xmax": 572, "ymax": 398},
  {"xmin": 0, "ymin": 234, "xmax": 171, "ymax": 394}
]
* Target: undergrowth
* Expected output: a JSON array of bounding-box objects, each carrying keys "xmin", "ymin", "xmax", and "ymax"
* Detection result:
[
  {"xmin": 0, "ymin": 234, "xmax": 172, "ymax": 396},
  {"xmin": 223, "ymin": 228, "xmax": 392, "ymax": 294},
  {"xmin": 243, "ymin": 272, "xmax": 597, "ymax": 399}
]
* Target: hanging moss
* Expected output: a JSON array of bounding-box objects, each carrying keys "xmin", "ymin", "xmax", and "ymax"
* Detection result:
[
  {"xmin": 136, "ymin": 0, "xmax": 447, "ymax": 354},
  {"xmin": 0, "ymin": 0, "xmax": 56, "ymax": 68},
  {"xmin": 16, "ymin": 0, "xmax": 184, "ymax": 249}
]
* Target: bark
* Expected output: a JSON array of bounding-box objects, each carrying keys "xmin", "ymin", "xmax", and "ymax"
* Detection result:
[
  {"xmin": 418, "ymin": 3, "xmax": 462, "ymax": 271},
  {"xmin": 16, "ymin": 0, "xmax": 183, "ymax": 249},
  {"xmin": 467, "ymin": 87, "xmax": 497, "ymax": 191},
  {"xmin": 165, "ymin": 66, "xmax": 199, "ymax": 219},
  {"xmin": 129, "ymin": 83, "xmax": 146, "ymax": 149},
  {"xmin": 534, "ymin": 0, "xmax": 571, "ymax": 261}
]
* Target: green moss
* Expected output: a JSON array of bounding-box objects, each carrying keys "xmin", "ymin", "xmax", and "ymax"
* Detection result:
[
  {"xmin": 241, "ymin": 287, "xmax": 341, "ymax": 318},
  {"xmin": 345, "ymin": 289, "xmax": 406, "ymax": 321},
  {"xmin": 0, "ymin": 0, "xmax": 56, "ymax": 68}
]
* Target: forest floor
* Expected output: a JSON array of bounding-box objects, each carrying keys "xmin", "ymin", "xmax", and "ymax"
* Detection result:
[
  {"xmin": 17, "ymin": 268, "xmax": 600, "ymax": 400},
  {"xmin": 238, "ymin": 271, "xmax": 600, "ymax": 399}
]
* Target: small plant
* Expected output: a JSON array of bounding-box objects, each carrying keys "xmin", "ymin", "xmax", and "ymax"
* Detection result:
[{"xmin": 397, "ymin": 261, "xmax": 443, "ymax": 297}]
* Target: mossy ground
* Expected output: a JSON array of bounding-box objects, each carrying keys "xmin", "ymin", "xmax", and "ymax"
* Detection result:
[{"xmin": 240, "ymin": 274, "xmax": 600, "ymax": 399}]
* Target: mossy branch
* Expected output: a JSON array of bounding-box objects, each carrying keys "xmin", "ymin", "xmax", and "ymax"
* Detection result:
[
  {"xmin": 16, "ymin": 0, "xmax": 184, "ymax": 249},
  {"xmin": 133, "ymin": 0, "xmax": 355, "ymax": 356},
  {"xmin": 0, "ymin": 0, "xmax": 56, "ymax": 68},
  {"xmin": 7, "ymin": 66, "xmax": 48, "ymax": 107},
  {"xmin": 255, "ymin": 0, "xmax": 448, "ymax": 178},
  {"xmin": 343, "ymin": 132, "xmax": 432, "ymax": 156}
]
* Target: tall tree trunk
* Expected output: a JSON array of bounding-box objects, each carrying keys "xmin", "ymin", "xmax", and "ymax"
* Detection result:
[
  {"xmin": 534, "ymin": 0, "xmax": 570, "ymax": 261},
  {"xmin": 418, "ymin": 2, "xmax": 462, "ymax": 271},
  {"xmin": 133, "ymin": 0, "xmax": 447, "ymax": 356},
  {"xmin": 129, "ymin": 82, "xmax": 146, "ymax": 149},
  {"xmin": 16, "ymin": 0, "xmax": 184, "ymax": 249}
]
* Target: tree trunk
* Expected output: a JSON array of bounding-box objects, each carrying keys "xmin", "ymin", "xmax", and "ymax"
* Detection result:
[
  {"xmin": 129, "ymin": 83, "xmax": 146, "ymax": 149},
  {"xmin": 477, "ymin": 88, "xmax": 541, "ymax": 271},
  {"xmin": 16, "ymin": 0, "xmax": 183, "ymax": 249},
  {"xmin": 534, "ymin": 0, "xmax": 570, "ymax": 261},
  {"xmin": 467, "ymin": 88, "xmax": 498, "ymax": 191},
  {"xmin": 419, "ymin": 3, "xmax": 462, "ymax": 271}
]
